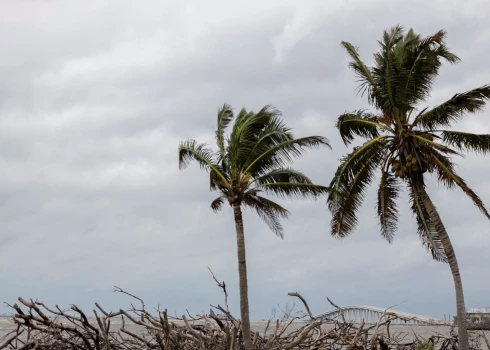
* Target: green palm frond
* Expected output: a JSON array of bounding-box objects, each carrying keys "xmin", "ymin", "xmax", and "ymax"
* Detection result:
[
  {"xmin": 178, "ymin": 139, "xmax": 229, "ymax": 189},
  {"xmin": 397, "ymin": 29, "xmax": 459, "ymax": 111},
  {"xmin": 232, "ymin": 108, "xmax": 255, "ymax": 133},
  {"xmin": 408, "ymin": 182, "xmax": 447, "ymax": 262},
  {"xmin": 359, "ymin": 26, "xmax": 461, "ymax": 119},
  {"xmin": 328, "ymin": 138, "xmax": 387, "ymax": 237},
  {"xmin": 442, "ymin": 131, "xmax": 490, "ymax": 155},
  {"xmin": 412, "ymin": 134, "xmax": 460, "ymax": 155},
  {"xmin": 228, "ymin": 105, "xmax": 281, "ymax": 173},
  {"xmin": 417, "ymin": 29, "xmax": 460, "ymax": 63},
  {"xmin": 336, "ymin": 111, "xmax": 384, "ymax": 145},
  {"xmin": 245, "ymin": 136, "xmax": 330, "ymax": 175},
  {"xmin": 216, "ymin": 103, "xmax": 234, "ymax": 163},
  {"xmin": 341, "ymin": 41, "xmax": 377, "ymax": 101},
  {"xmin": 414, "ymin": 85, "xmax": 490, "ymax": 129},
  {"xmin": 381, "ymin": 25, "xmax": 405, "ymax": 47},
  {"xmin": 258, "ymin": 182, "xmax": 329, "ymax": 200},
  {"xmin": 372, "ymin": 25, "xmax": 404, "ymax": 115},
  {"xmin": 328, "ymin": 136, "xmax": 387, "ymax": 195},
  {"xmin": 178, "ymin": 140, "xmax": 215, "ymax": 170},
  {"xmin": 244, "ymin": 195, "xmax": 289, "ymax": 238},
  {"xmin": 376, "ymin": 170, "xmax": 401, "ymax": 243},
  {"xmin": 252, "ymin": 168, "xmax": 313, "ymax": 187},
  {"xmin": 431, "ymin": 154, "xmax": 490, "ymax": 219},
  {"xmin": 251, "ymin": 167, "xmax": 325, "ymax": 200},
  {"xmin": 242, "ymin": 116, "xmax": 294, "ymax": 169},
  {"xmin": 227, "ymin": 108, "xmax": 259, "ymax": 172}
]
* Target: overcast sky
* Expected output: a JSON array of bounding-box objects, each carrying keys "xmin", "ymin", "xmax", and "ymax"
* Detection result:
[{"xmin": 1, "ymin": 0, "xmax": 489, "ymax": 320}]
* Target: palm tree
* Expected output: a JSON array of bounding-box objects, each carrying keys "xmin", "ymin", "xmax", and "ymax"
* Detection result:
[
  {"xmin": 328, "ymin": 26, "xmax": 490, "ymax": 350},
  {"xmin": 179, "ymin": 104, "xmax": 330, "ymax": 349}
]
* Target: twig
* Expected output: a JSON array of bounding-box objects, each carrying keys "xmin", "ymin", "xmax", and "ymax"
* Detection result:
[
  {"xmin": 287, "ymin": 292, "xmax": 315, "ymax": 320},
  {"xmin": 208, "ymin": 267, "xmax": 229, "ymax": 313}
]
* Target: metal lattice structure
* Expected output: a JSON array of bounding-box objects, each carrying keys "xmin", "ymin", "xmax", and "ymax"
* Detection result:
[{"xmin": 315, "ymin": 306, "xmax": 450, "ymax": 325}]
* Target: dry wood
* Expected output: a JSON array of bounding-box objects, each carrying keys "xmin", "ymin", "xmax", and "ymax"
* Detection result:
[
  {"xmin": 287, "ymin": 292, "xmax": 315, "ymax": 320},
  {"xmin": 1, "ymin": 282, "xmax": 478, "ymax": 350}
]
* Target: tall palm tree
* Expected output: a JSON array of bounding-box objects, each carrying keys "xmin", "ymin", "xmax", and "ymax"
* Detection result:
[
  {"xmin": 328, "ymin": 26, "xmax": 490, "ymax": 350},
  {"xmin": 179, "ymin": 104, "xmax": 330, "ymax": 349}
]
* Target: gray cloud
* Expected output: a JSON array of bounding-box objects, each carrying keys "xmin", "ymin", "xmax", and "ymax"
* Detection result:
[{"xmin": 0, "ymin": 0, "xmax": 489, "ymax": 319}]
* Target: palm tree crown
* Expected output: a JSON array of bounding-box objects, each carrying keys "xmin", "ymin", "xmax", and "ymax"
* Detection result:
[
  {"xmin": 179, "ymin": 104, "xmax": 330, "ymax": 236},
  {"xmin": 328, "ymin": 25, "xmax": 490, "ymax": 260}
]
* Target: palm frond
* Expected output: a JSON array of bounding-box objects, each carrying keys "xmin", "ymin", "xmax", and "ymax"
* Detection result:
[
  {"xmin": 178, "ymin": 139, "xmax": 229, "ymax": 188},
  {"xmin": 372, "ymin": 25, "xmax": 404, "ymax": 115},
  {"xmin": 227, "ymin": 108, "xmax": 257, "ymax": 173},
  {"xmin": 252, "ymin": 168, "xmax": 313, "ymax": 187},
  {"xmin": 210, "ymin": 168, "xmax": 230, "ymax": 193},
  {"xmin": 419, "ymin": 29, "xmax": 460, "ymax": 64},
  {"xmin": 328, "ymin": 136, "xmax": 388, "ymax": 195},
  {"xmin": 336, "ymin": 111, "xmax": 384, "ymax": 145},
  {"xmin": 328, "ymin": 137, "xmax": 387, "ymax": 238},
  {"xmin": 381, "ymin": 25, "xmax": 405, "ymax": 47},
  {"xmin": 408, "ymin": 181, "xmax": 447, "ymax": 262},
  {"xmin": 241, "ymin": 116, "xmax": 294, "ymax": 169},
  {"xmin": 398, "ymin": 29, "xmax": 459, "ymax": 110},
  {"xmin": 245, "ymin": 136, "xmax": 330, "ymax": 175},
  {"xmin": 441, "ymin": 130, "xmax": 490, "ymax": 155},
  {"xmin": 376, "ymin": 170, "xmax": 401, "ymax": 243},
  {"xmin": 341, "ymin": 41, "xmax": 377, "ymax": 102},
  {"xmin": 414, "ymin": 85, "xmax": 490, "ymax": 129},
  {"xmin": 412, "ymin": 134, "xmax": 460, "ymax": 156},
  {"xmin": 258, "ymin": 182, "xmax": 329, "ymax": 200},
  {"xmin": 211, "ymin": 196, "xmax": 226, "ymax": 212},
  {"xmin": 431, "ymin": 154, "xmax": 490, "ymax": 219},
  {"xmin": 228, "ymin": 105, "xmax": 281, "ymax": 173},
  {"xmin": 244, "ymin": 195, "xmax": 289, "ymax": 238},
  {"xmin": 216, "ymin": 103, "xmax": 234, "ymax": 164},
  {"xmin": 178, "ymin": 139, "xmax": 216, "ymax": 170}
]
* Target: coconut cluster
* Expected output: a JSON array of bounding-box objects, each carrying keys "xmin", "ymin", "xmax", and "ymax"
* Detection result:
[{"xmin": 388, "ymin": 153, "xmax": 427, "ymax": 178}]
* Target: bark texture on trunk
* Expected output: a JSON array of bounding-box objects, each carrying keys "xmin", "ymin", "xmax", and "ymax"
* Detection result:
[
  {"xmin": 416, "ymin": 183, "xmax": 469, "ymax": 350},
  {"xmin": 233, "ymin": 202, "xmax": 252, "ymax": 350}
]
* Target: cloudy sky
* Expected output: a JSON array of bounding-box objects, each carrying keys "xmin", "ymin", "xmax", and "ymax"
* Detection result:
[{"xmin": 1, "ymin": 0, "xmax": 489, "ymax": 320}]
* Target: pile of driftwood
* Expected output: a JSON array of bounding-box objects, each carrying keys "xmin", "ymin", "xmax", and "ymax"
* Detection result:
[{"xmin": 1, "ymin": 273, "xmax": 489, "ymax": 349}]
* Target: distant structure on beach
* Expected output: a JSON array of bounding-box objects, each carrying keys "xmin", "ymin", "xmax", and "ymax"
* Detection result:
[{"xmin": 467, "ymin": 307, "xmax": 490, "ymax": 326}]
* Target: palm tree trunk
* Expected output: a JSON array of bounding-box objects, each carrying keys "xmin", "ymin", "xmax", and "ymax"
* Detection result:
[
  {"xmin": 233, "ymin": 202, "xmax": 253, "ymax": 350},
  {"xmin": 416, "ymin": 183, "xmax": 469, "ymax": 350}
]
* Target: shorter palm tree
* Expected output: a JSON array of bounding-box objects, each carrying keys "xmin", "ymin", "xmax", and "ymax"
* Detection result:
[
  {"xmin": 328, "ymin": 26, "xmax": 490, "ymax": 350},
  {"xmin": 179, "ymin": 104, "xmax": 330, "ymax": 349}
]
